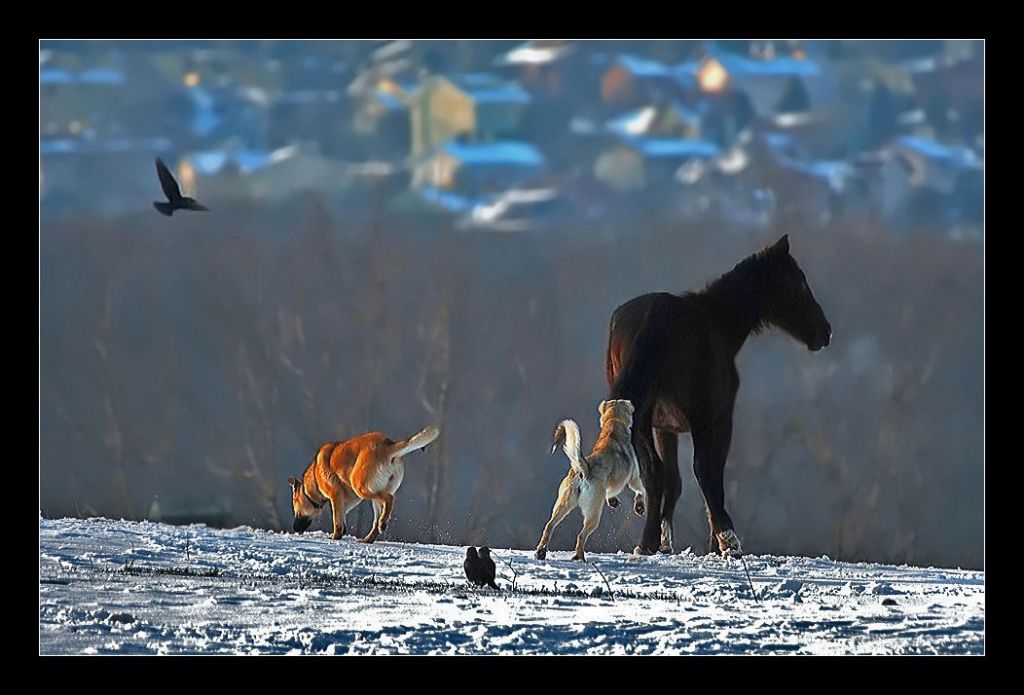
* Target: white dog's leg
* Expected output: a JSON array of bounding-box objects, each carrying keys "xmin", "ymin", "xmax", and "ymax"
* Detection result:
[
  {"xmin": 628, "ymin": 477, "xmax": 646, "ymax": 517},
  {"xmin": 536, "ymin": 479, "xmax": 577, "ymax": 560},
  {"xmin": 573, "ymin": 491, "xmax": 604, "ymax": 562}
]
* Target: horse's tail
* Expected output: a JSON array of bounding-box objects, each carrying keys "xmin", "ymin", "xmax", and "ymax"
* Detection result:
[
  {"xmin": 608, "ymin": 302, "xmax": 662, "ymax": 416},
  {"xmin": 605, "ymin": 310, "xmax": 620, "ymax": 387},
  {"xmin": 553, "ymin": 419, "xmax": 590, "ymax": 479}
]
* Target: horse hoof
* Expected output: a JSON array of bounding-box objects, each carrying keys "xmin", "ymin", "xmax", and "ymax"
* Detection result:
[
  {"xmin": 535, "ymin": 547, "xmax": 547, "ymax": 560},
  {"xmin": 607, "ymin": 497, "xmax": 620, "ymax": 509},
  {"xmin": 572, "ymin": 554, "xmax": 586, "ymax": 562},
  {"xmin": 659, "ymin": 544, "xmax": 673, "ymax": 554},
  {"xmin": 716, "ymin": 529, "xmax": 742, "ymax": 556}
]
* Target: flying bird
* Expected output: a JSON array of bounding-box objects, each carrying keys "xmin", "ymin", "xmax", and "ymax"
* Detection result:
[
  {"xmin": 153, "ymin": 157, "xmax": 209, "ymax": 216},
  {"xmin": 477, "ymin": 547, "xmax": 499, "ymax": 590}
]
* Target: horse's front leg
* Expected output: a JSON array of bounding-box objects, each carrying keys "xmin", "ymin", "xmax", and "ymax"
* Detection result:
[{"xmin": 693, "ymin": 419, "xmax": 740, "ymax": 557}]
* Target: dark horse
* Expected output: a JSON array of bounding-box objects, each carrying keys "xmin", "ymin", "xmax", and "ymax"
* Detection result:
[{"xmin": 606, "ymin": 235, "xmax": 831, "ymax": 557}]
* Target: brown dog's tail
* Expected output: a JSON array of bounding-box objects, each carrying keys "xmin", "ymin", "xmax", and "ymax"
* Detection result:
[
  {"xmin": 391, "ymin": 426, "xmax": 440, "ymax": 459},
  {"xmin": 553, "ymin": 419, "xmax": 590, "ymax": 479}
]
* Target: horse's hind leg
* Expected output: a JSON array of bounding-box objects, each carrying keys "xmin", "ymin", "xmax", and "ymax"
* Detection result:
[
  {"xmin": 634, "ymin": 419, "xmax": 664, "ymax": 555},
  {"xmin": 655, "ymin": 429, "xmax": 680, "ymax": 554},
  {"xmin": 692, "ymin": 421, "xmax": 740, "ymax": 557}
]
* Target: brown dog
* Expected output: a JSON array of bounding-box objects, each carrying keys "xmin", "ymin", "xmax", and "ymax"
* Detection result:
[{"xmin": 289, "ymin": 426, "xmax": 439, "ymax": 543}]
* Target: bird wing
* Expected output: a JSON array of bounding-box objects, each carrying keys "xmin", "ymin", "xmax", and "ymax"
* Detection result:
[{"xmin": 155, "ymin": 158, "xmax": 182, "ymax": 201}]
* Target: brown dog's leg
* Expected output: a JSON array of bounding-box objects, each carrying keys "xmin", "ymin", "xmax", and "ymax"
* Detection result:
[
  {"xmin": 329, "ymin": 493, "xmax": 347, "ymax": 540},
  {"xmin": 358, "ymin": 499, "xmax": 383, "ymax": 543},
  {"xmin": 376, "ymin": 493, "xmax": 395, "ymax": 534}
]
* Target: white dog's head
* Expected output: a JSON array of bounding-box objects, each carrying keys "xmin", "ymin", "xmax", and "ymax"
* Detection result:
[{"xmin": 598, "ymin": 399, "xmax": 634, "ymax": 429}]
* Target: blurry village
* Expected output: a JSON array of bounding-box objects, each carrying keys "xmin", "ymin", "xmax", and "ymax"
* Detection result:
[
  {"xmin": 41, "ymin": 39, "xmax": 982, "ymax": 236},
  {"xmin": 40, "ymin": 40, "xmax": 984, "ymax": 570}
]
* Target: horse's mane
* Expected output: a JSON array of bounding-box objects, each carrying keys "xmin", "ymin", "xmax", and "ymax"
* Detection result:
[{"xmin": 689, "ymin": 250, "xmax": 772, "ymax": 337}]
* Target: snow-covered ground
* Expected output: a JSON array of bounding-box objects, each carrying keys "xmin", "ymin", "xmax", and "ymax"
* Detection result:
[{"xmin": 39, "ymin": 517, "xmax": 984, "ymax": 655}]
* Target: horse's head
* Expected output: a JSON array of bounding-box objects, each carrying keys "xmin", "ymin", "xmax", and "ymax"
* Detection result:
[{"xmin": 759, "ymin": 235, "xmax": 832, "ymax": 351}]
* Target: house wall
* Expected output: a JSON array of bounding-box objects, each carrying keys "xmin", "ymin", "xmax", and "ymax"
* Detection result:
[
  {"xmin": 594, "ymin": 146, "xmax": 644, "ymax": 191},
  {"xmin": 601, "ymin": 65, "xmax": 634, "ymax": 106},
  {"xmin": 410, "ymin": 78, "xmax": 475, "ymax": 157},
  {"xmin": 412, "ymin": 152, "xmax": 459, "ymax": 189}
]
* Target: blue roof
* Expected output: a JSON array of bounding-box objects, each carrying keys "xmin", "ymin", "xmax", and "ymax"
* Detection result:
[
  {"xmin": 624, "ymin": 137, "xmax": 720, "ymax": 160},
  {"xmin": 670, "ymin": 65, "xmax": 699, "ymax": 91},
  {"xmin": 40, "ymin": 138, "xmax": 78, "ymax": 154},
  {"xmin": 615, "ymin": 54, "xmax": 671, "ymax": 78},
  {"xmin": 763, "ymin": 132, "xmax": 796, "ymax": 150},
  {"xmin": 454, "ymin": 73, "xmax": 504, "ymax": 87},
  {"xmin": 714, "ymin": 52, "xmax": 821, "ymax": 77},
  {"xmin": 40, "ymin": 67, "xmax": 125, "ymax": 85},
  {"xmin": 40, "ymin": 68, "xmax": 74, "ymax": 84},
  {"xmin": 40, "ymin": 136, "xmax": 171, "ymax": 155},
  {"xmin": 79, "ymin": 68, "xmax": 125, "ymax": 85},
  {"xmin": 375, "ymin": 91, "xmax": 404, "ymax": 110},
  {"xmin": 450, "ymin": 74, "xmax": 531, "ymax": 104},
  {"xmin": 898, "ymin": 136, "xmax": 982, "ymax": 169},
  {"xmin": 189, "ymin": 149, "xmax": 274, "ymax": 176},
  {"xmin": 440, "ymin": 141, "xmax": 545, "ymax": 167},
  {"xmin": 677, "ymin": 52, "xmax": 821, "ymax": 80}
]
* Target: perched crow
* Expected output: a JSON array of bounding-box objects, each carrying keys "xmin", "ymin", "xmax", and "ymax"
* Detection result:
[
  {"xmin": 464, "ymin": 547, "xmax": 486, "ymax": 586},
  {"xmin": 477, "ymin": 547, "xmax": 499, "ymax": 590},
  {"xmin": 153, "ymin": 157, "xmax": 210, "ymax": 216}
]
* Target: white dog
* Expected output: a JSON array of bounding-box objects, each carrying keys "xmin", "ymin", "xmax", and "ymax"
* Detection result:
[{"xmin": 535, "ymin": 399, "xmax": 645, "ymax": 561}]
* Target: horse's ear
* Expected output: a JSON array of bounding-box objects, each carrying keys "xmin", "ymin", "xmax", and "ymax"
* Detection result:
[
  {"xmin": 288, "ymin": 476, "xmax": 298, "ymax": 489},
  {"xmin": 774, "ymin": 234, "xmax": 790, "ymax": 254}
]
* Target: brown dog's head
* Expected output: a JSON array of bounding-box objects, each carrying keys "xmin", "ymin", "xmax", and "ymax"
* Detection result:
[
  {"xmin": 288, "ymin": 475, "xmax": 323, "ymax": 533},
  {"xmin": 598, "ymin": 399, "xmax": 634, "ymax": 429}
]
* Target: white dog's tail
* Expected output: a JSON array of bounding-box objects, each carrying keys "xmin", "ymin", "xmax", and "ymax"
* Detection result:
[
  {"xmin": 553, "ymin": 419, "xmax": 590, "ymax": 479},
  {"xmin": 391, "ymin": 426, "xmax": 440, "ymax": 459}
]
